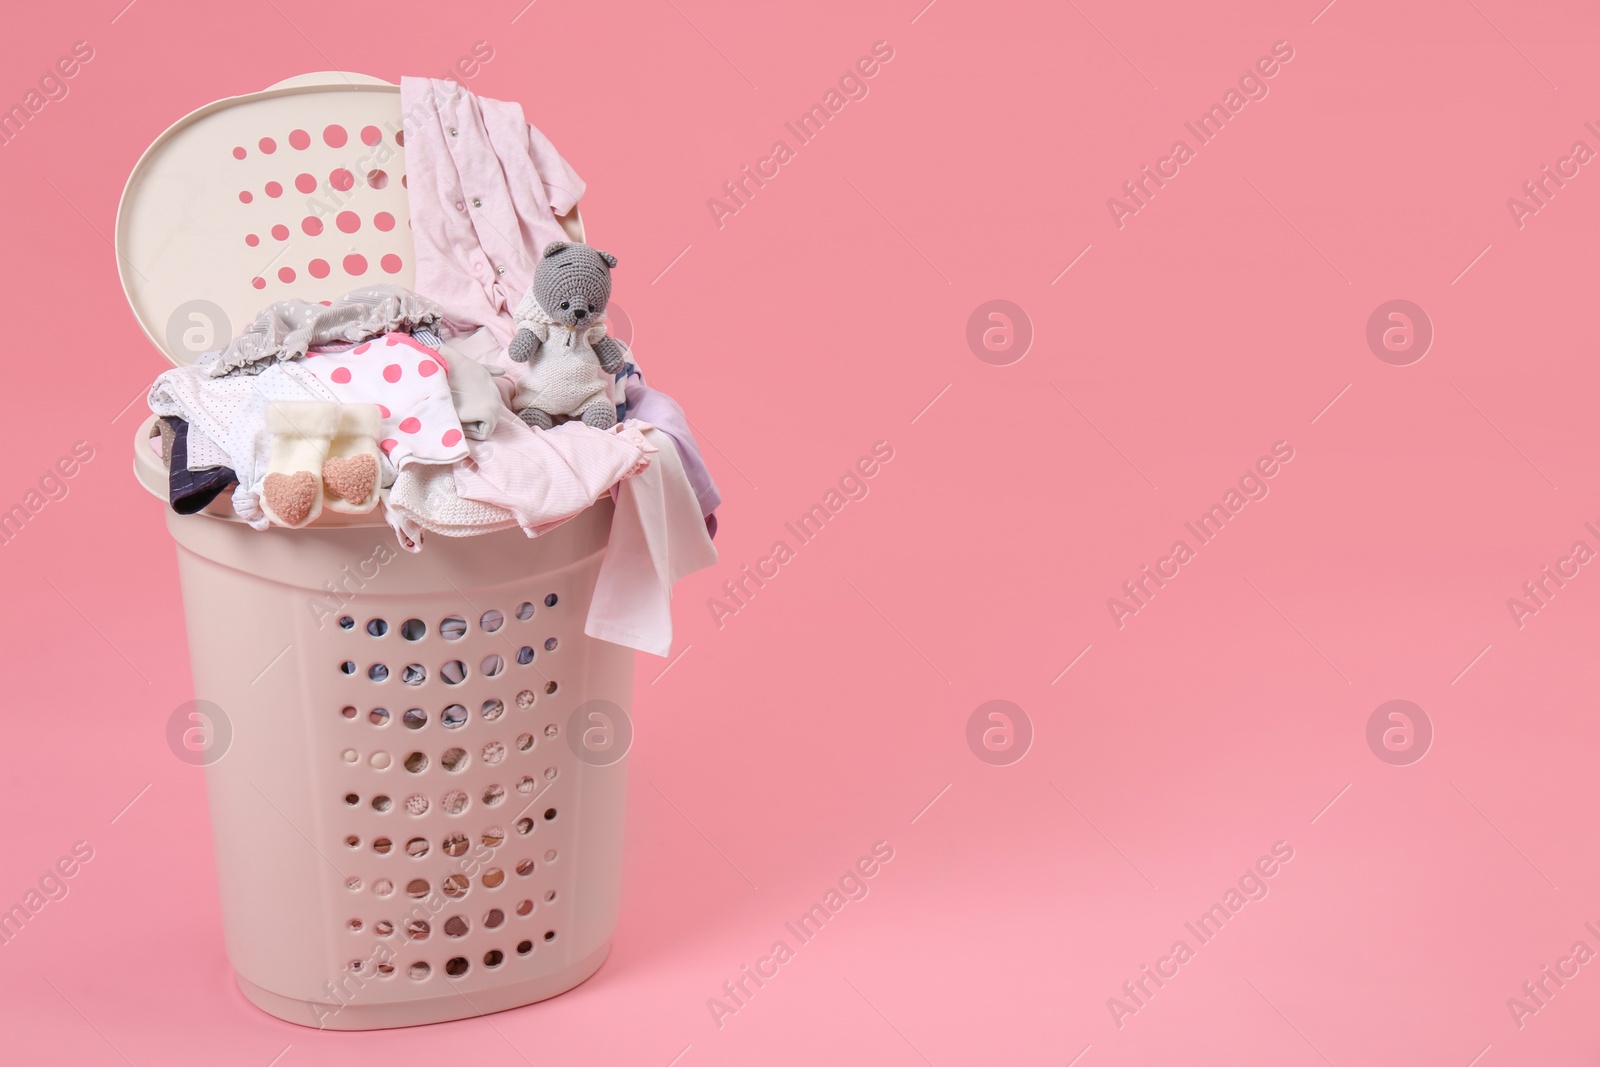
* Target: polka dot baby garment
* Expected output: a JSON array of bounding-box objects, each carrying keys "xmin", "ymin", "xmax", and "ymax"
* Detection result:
[{"xmin": 302, "ymin": 332, "xmax": 469, "ymax": 469}]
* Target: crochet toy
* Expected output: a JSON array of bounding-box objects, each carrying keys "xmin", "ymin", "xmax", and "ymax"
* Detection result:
[{"xmin": 507, "ymin": 242, "xmax": 630, "ymax": 430}]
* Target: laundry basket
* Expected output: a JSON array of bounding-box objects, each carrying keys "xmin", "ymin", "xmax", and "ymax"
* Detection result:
[{"xmin": 119, "ymin": 74, "xmax": 629, "ymax": 1030}]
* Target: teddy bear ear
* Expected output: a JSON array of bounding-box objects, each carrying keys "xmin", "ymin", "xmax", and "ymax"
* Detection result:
[
  {"xmin": 595, "ymin": 249, "xmax": 618, "ymax": 269},
  {"xmin": 541, "ymin": 241, "xmax": 570, "ymax": 258}
]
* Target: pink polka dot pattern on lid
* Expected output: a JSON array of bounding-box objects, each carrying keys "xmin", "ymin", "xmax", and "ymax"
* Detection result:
[
  {"xmin": 232, "ymin": 146, "xmax": 247, "ymax": 160},
  {"xmin": 324, "ymin": 124, "xmax": 348, "ymax": 148},
  {"xmin": 259, "ymin": 137, "xmax": 276, "ymax": 154},
  {"xmin": 238, "ymin": 191, "xmax": 253, "ymax": 204},
  {"xmin": 382, "ymin": 254, "xmax": 404, "ymax": 275},
  {"xmin": 289, "ymin": 129, "xmax": 311, "ymax": 150},
  {"xmin": 302, "ymin": 216, "xmax": 323, "ymax": 236},
  {"xmin": 344, "ymin": 254, "xmax": 368, "ymax": 276},
  {"xmin": 374, "ymin": 212, "xmax": 396, "ymax": 232},
  {"xmin": 367, "ymin": 169, "xmax": 389, "ymax": 190},
  {"xmin": 441, "ymin": 429, "xmax": 463, "ymax": 447},
  {"xmin": 278, "ymin": 267, "xmax": 296, "ymax": 283},
  {"xmin": 265, "ymin": 181, "xmax": 283, "ymax": 198},
  {"xmin": 417, "ymin": 359, "xmax": 439, "ymax": 377},
  {"xmin": 252, "ymin": 277, "xmax": 266, "ymax": 289},
  {"xmin": 337, "ymin": 211, "xmax": 360, "ymax": 234},
  {"xmin": 309, "ymin": 259, "xmax": 330, "ymax": 279},
  {"xmin": 271, "ymin": 224, "xmax": 289, "ymax": 241},
  {"xmin": 295, "ymin": 173, "xmax": 317, "ymax": 193},
  {"xmin": 395, "ymin": 130, "xmax": 405, "ymax": 146},
  {"xmin": 362, "ymin": 125, "xmax": 383, "ymax": 146},
  {"xmin": 331, "ymin": 367, "xmax": 353, "ymax": 385},
  {"xmin": 245, "ymin": 234, "xmax": 260, "ymax": 247},
  {"xmin": 399, "ymin": 417, "xmax": 421, "ymax": 434},
  {"xmin": 383, "ymin": 364, "xmax": 403, "ymax": 384},
  {"xmin": 330, "ymin": 168, "xmax": 355, "ymax": 192}
]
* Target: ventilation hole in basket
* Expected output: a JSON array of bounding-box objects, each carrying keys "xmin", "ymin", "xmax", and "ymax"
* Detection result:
[
  {"xmin": 375, "ymin": 920, "xmax": 395, "ymax": 936},
  {"xmin": 485, "ymin": 908, "xmax": 505, "ymax": 929},
  {"xmin": 516, "ymin": 690, "xmax": 536, "ymax": 710},
  {"xmin": 345, "ymin": 835, "xmax": 361, "ymax": 849},
  {"xmin": 544, "ymin": 808, "xmax": 557, "ymax": 821},
  {"xmin": 339, "ymin": 616, "xmax": 355, "ymax": 630},
  {"xmin": 368, "ymin": 664, "xmax": 389, "ymax": 682},
  {"xmin": 441, "ymin": 790, "xmax": 469, "ymax": 815},
  {"xmin": 544, "ymin": 890, "xmax": 557, "ymax": 903},
  {"xmin": 442, "ymin": 705, "xmax": 468, "ymax": 729},
  {"xmin": 544, "ymin": 723, "xmax": 559, "ymax": 738},
  {"xmin": 516, "ymin": 601, "xmax": 535, "ymax": 620},
  {"xmin": 374, "ymin": 878, "xmax": 394, "ymax": 896},
  {"xmin": 545, "ymin": 594, "xmax": 558, "ymax": 608},
  {"xmin": 515, "ymin": 817, "xmax": 534, "ymax": 835},
  {"xmin": 516, "ymin": 859, "xmax": 534, "ymax": 876},
  {"xmin": 408, "ymin": 961, "xmax": 430, "ymax": 980},
  {"xmin": 345, "ymin": 876, "xmax": 363, "ymax": 892},
  {"xmin": 403, "ymin": 708, "xmax": 427, "ymax": 730},
  {"xmin": 371, "ymin": 795, "xmax": 392, "ymax": 813},
  {"xmin": 482, "ymin": 784, "xmax": 505, "ymax": 807},
  {"xmin": 441, "ymin": 747, "xmax": 468, "ymax": 772},
  {"xmin": 445, "ymin": 957, "xmax": 470, "ymax": 978},
  {"xmin": 404, "ymin": 752, "xmax": 428, "ymax": 774},
  {"xmin": 444, "ymin": 915, "xmax": 470, "ymax": 938},
  {"xmin": 517, "ymin": 939, "xmax": 533, "ymax": 954},
  {"xmin": 341, "ymin": 705, "xmax": 357, "ymax": 719},
  {"xmin": 484, "ymin": 828, "xmax": 506, "ymax": 848},
  {"xmin": 402, "ymin": 664, "xmax": 427, "ymax": 686},
  {"xmin": 484, "ymin": 949, "xmax": 504, "ymax": 968},
  {"xmin": 517, "ymin": 776, "xmax": 539, "ymax": 794},
  {"xmin": 517, "ymin": 646, "xmax": 535, "ymax": 665},
  {"xmin": 440, "ymin": 616, "xmax": 467, "ymax": 640},
  {"xmin": 481, "ymin": 741, "xmax": 506, "ymax": 765},
  {"xmin": 347, "ymin": 959, "xmax": 364, "ymax": 974},
  {"xmin": 544, "ymin": 930, "xmax": 557, "ymax": 942},
  {"xmin": 516, "ymin": 733, "xmax": 535, "ymax": 752},
  {"xmin": 407, "ymin": 919, "xmax": 430, "ymax": 941},
  {"xmin": 545, "ymin": 681, "xmax": 559, "ymax": 695},
  {"xmin": 480, "ymin": 609, "xmax": 504, "ymax": 633},
  {"xmin": 374, "ymin": 837, "xmax": 392, "ymax": 855},
  {"xmin": 442, "ymin": 832, "xmax": 469, "ymax": 857},
  {"xmin": 343, "ymin": 749, "xmax": 359, "ymax": 763},
  {"xmin": 483, "ymin": 868, "xmax": 504, "ymax": 888},
  {"xmin": 441, "ymin": 661, "xmax": 467, "ymax": 685},
  {"xmin": 345, "ymin": 793, "xmax": 360, "ymax": 806},
  {"xmin": 401, "ymin": 619, "xmax": 426, "ymax": 641},
  {"xmin": 544, "ymin": 638, "xmax": 558, "ymax": 652},
  {"xmin": 367, "ymin": 618, "xmax": 388, "ymax": 637},
  {"xmin": 516, "ymin": 900, "xmax": 533, "ymax": 917},
  {"xmin": 481, "ymin": 699, "xmax": 504, "ymax": 722},
  {"xmin": 377, "ymin": 963, "xmax": 395, "ymax": 978},
  {"xmin": 406, "ymin": 879, "xmax": 430, "ymax": 899},
  {"xmin": 544, "ymin": 849, "xmax": 558, "ymax": 863},
  {"xmin": 369, "ymin": 707, "xmax": 390, "ymax": 726},
  {"xmin": 480, "ymin": 654, "xmax": 505, "ymax": 678},
  {"xmin": 406, "ymin": 837, "xmax": 429, "ymax": 858},
  {"xmin": 347, "ymin": 918, "xmax": 363, "ymax": 933},
  {"xmin": 545, "ymin": 767, "xmax": 559, "ymax": 781},
  {"xmin": 442, "ymin": 874, "xmax": 470, "ymax": 899},
  {"xmin": 370, "ymin": 752, "xmax": 391, "ymax": 770},
  {"xmin": 339, "ymin": 660, "xmax": 357, "ymax": 675},
  {"xmin": 405, "ymin": 794, "xmax": 430, "ymax": 816}
]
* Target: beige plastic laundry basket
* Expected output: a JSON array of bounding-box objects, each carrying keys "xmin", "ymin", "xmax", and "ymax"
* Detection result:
[{"xmin": 120, "ymin": 73, "xmax": 630, "ymax": 1030}]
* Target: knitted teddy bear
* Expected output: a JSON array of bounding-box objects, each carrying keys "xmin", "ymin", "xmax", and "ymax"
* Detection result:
[{"xmin": 507, "ymin": 242, "xmax": 630, "ymax": 430}]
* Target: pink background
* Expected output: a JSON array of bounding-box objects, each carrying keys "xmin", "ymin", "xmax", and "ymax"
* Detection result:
[{"xmin": 3, "ymin": 0, "xmax": 1600, "ymax": 1063}]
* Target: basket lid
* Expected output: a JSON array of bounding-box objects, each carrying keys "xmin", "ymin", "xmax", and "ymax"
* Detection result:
[{"xmin": 115, "ymin": 72, "xmax": 416, "ymax": 367}]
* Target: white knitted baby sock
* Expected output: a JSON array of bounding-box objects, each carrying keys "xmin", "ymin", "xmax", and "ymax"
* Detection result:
[
  {"xmin": 322, "ymin": 404, "xmax": 382, "ymax": 514},
  {"xmin": 261, "ymin": 401, "xmax": 339, "ymax": 528}
]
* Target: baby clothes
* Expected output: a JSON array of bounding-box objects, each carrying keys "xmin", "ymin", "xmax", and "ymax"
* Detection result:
[
  {"xmin": 453, "ymin": 416, "xmax": 653, "ymax": 537},
  {"xmin": 210, "ymin": 285, "xmax": 444, "ymax": 378},
  {"xmin": 161, "ymin": 417, "xmax": 237, "ymax": 515},
  {"xmin": 301, "ymin": 333, "xmax": 469, "ymax": 471},
  {"xmin": 622, "ymin": 374, "xmax": 721, "ymax": 520},
  {"xmin": 386, "ymin": 461, "xmax": 520, "ymax": 550},
  {"xmin": 148, "ymin": 355, "xmax": 338, "ymax": 529}
]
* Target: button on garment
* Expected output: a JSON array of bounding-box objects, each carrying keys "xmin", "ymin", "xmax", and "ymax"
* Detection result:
[{"xmin": 402, "ymin": 76, "xmax": 583, "ymax": 347}]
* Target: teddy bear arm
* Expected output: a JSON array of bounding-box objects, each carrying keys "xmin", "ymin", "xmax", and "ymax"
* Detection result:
[
  {"xmin": 594, "ymin": 335, "xmax": 629, "ymax": 374},
  {"xmin": 507, "ymin": 327, "xmax": 542, "ymax": 363}
]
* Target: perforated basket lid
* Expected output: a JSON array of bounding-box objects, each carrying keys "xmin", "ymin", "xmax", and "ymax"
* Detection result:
[{"xmin": 116, "ymin": 72, "xmax": 416, "ymax": 367}]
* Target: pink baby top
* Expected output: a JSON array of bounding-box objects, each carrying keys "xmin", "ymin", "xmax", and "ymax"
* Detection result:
[{"xmin": 303, "ymin": 332, "xmax": 468, "ymax": 469}]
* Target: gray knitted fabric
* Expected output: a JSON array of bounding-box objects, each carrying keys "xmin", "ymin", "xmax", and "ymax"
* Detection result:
[
  {"xmin": 507, "ymin": 243, "xmax": 627, "ymax": 430},
  {"xmin": 209, "ymin": 285, "xmax": 445, "ymax": 377}
]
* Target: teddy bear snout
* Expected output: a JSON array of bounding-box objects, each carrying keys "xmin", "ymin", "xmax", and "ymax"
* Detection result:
[{"xmin": 572, "ymin": 307, "xmax": 588, "ymax": 320}]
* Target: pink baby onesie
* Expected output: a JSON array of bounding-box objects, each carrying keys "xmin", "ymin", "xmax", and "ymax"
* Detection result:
[{"xmin": 303, "ymin": 332, "xmax": 469, "ymax": 469}]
